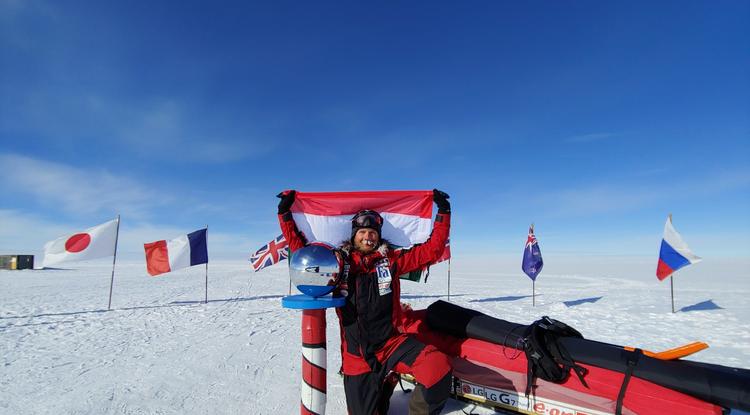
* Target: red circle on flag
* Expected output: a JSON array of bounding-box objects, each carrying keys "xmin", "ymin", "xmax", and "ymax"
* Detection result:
[{"xmin": 65, "ymin": 233, "xmax": 91, "ymax": 253}]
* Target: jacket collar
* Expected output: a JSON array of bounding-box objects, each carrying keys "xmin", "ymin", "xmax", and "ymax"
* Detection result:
[{"xmin": 339, "ymin": 238, "xmax": 390, "ymax": 258}]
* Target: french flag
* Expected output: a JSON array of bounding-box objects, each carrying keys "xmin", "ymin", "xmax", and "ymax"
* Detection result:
[
  {"xmin": 656, "ymin": 217, "xmax": 701, "ymax": 281},
  {"xmin": 144, "ymin": 229, "xmax": 208, "ymax": 276},
  {"xmin": 290, "ymin": 190, "xmax": 435, "ymax": 247}
]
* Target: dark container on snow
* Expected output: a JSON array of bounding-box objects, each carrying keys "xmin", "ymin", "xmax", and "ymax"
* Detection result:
[{"xmin": 0, "ymin": 255, "xmax": 34, "ymax": 270}]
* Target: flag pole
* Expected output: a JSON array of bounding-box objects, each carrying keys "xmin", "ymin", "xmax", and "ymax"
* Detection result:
[
  {"xmin": 531, "ymin": 223, "xmax": 535, "ymax": 307},
  {"xmin": 447, "ymin": 258, "xmax": 451, "ymax": 301},
  {"xmin": 107, "ymin": 215, "xmax": 121, "ymax": 311},
  {"xmin": 205, "ymin": 225, "xmax": 209, "ymax": 304},
  {"xmin": 668, "ymin": 213, "xmax": 674, "ymax": 313},
  {"xmin": 670, "ymin": 274, "xmax": 675, "ymax": 313}
]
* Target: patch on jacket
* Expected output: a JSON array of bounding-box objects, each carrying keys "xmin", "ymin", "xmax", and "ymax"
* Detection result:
[{"xmin": 375, "ymin": 258, "xmax": 392, "ymax": 296}]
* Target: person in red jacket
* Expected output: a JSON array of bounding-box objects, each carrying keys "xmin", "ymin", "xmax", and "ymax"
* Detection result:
[{"xmin": 277, "ymin": 189, "xmax": 452, "ymax": 415}]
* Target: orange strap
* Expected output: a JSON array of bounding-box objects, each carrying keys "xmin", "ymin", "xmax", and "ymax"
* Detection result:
[{"xmin": 624, "ymin": 341, "xmax": 708, "ymax": 360}]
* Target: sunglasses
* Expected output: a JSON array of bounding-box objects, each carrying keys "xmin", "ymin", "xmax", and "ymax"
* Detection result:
[{"xmin": 352, "ymin": 210, "xmax": 383, "ymax": 228}]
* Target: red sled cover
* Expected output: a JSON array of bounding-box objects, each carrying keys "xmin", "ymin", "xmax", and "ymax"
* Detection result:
[{"xmin": 401, "ymin": 308, "xmax": 724, "ymax": 415}]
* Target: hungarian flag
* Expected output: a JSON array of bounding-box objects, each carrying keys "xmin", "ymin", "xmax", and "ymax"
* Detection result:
[
  {"xmin": 290, "ymin": 190, "xmax": 434, "ymax": 247},
  {"xmin": 656, "ymin": 216, "xmax": 701, "ymax": 280},
  {"xmin": 144, "ymin": 229, "xmax": 208, "ymax": 276},
  {"xmin": 522, "ymin": 225, "xmax": 543, "ymax": 281},
  {"xmin": 42, "ymin": 218, "xmax": 119, "ymax": 267},
  {"xmin": 290, "ymin": 190, "xmax": 440, "ymax": 281}
]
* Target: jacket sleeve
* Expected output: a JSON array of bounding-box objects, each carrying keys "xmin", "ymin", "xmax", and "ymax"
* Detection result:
[
  {"xmin": 392, "ymin": 213, "xmax": 450, "ymax": 275},
  {"xmin": 278, "ymin": 212, "xmax": 307, "ymax": 253}
]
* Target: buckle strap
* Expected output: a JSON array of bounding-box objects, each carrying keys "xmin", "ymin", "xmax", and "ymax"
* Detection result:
[{"xmin": 616, "ymin": 348, "xmax": 642, "ymax": 415}]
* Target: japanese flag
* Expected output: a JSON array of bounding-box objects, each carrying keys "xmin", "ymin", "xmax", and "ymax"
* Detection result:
[{"xmin": 42, "ymin": 218, "xmax": 119, "ymax": 267}]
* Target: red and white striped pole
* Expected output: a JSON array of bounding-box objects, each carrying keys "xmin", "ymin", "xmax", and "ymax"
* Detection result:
[
  {"xmin": 301, "ymin": 309, "xmax": 327, "ymax": 415},
  {"xmin": 284, "ymin": 244, "xmax": 345, "ymax": 414}
]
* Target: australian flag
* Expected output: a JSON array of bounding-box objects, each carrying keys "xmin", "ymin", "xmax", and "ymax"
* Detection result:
[
  {"xmin": 522, "ymin": 226, "xmax": 543, "ymax": 281},
  {"xmin": 250, "ymin": 234, "xmax": 289, "ymax": 272}
]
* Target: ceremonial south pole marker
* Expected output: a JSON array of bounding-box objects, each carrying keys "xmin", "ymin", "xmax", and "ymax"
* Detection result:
[
  {"xmin": 282, "ymin": 294, "xmax": 345, "ymax": 415},
  {"xmin": 283, "ymin": 242, "xmax": 345, "ymax": 414}
]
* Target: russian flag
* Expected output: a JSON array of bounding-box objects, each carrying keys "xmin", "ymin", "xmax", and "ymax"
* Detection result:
[
  {"xmin": 144, "ymin": 229, "xmax": 208, "ymax": 276},
  {"xmin": 656, "ymin": 217, "xmax": 701, "ymax": 281}
]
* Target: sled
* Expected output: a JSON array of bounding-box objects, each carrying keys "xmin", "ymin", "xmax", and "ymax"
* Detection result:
[{"xmin": 398, "ymin": 301, "xmax": 749, "ymax": 415}]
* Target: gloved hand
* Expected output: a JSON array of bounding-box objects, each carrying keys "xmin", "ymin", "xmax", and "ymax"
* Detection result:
[
  {"xmin": 277, "ymin": 190, "xmax": 296, "ymax": 214},
  {"xmin": 433, "ymin": 189, "xmax": 450, "ymax": 214}
]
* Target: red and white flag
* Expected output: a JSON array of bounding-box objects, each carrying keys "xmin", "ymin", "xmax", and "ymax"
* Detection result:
[
  {"xmin": 42, "ymin": 218, "xmax": 119, "ymax": 267},
  {"xmin": 437, "ymin": 238, "xmax": 451, "ymax": 263},
  {"xmin": 290, "ymin": 190, "xmax": 435, "ymax": 247}
]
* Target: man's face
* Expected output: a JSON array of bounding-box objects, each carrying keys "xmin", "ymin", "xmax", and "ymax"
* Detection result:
[{"xmin": 353, "ymin": 228, "xmax": 380, "ymax": 254}]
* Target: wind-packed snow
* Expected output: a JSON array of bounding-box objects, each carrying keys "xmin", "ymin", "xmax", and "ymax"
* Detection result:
[{"xmin": 2, "ymin": 256, "xmax": 748, "ymax": 414}]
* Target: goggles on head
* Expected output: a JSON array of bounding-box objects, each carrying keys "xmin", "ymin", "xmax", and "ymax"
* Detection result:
[{"xmin": 352, "ymin": 209, "xmax": 383, "ymax": 230}]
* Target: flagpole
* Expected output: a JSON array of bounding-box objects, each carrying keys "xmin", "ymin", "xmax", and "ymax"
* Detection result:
[
  {"xmin": 531, "ymin": 223, "xmax": 535, "ymax": 307},
  {"xmin": 670, "ymin": 275, "xmax": 675, "ymax": 313},
  {"xmin": 205, "ymin": 225, "xmax": 209, "ymax": 304},
  {"xmin": 668, "ymin": 213, "xmax": 674, "ymax": 313},
  {"xmin": 107, "ymin": 215, "xmax": 121, "ymax": 311},
  {"xmin": 447, "ymin": 258, "xmax": 451, "ymax": 301}
]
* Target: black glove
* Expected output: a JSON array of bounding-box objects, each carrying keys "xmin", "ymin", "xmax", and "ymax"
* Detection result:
[
  {"xmin": 277, "ymin": 190, "xmax": 296, "ymax": 214},
  {"xmin": 433, "ymin": 189, "xmax": 450, "ymax": 214}
]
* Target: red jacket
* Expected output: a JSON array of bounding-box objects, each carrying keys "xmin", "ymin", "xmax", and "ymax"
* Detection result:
[{"xmin": 279, "ymin": 211, "xmax": 450, "ymax": 375}]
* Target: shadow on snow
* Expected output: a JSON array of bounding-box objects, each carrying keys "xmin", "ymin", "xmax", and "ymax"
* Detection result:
[
  {"xmin": 469, "ymin": 295, "xmax": 533, "ymax": 303},
  {"xmin": 0, "ymin": 295, "xmax": 285, "ymax": 321},
  {"xmin": 563, "ymin": 296, "xmax": 604, "ymax": 307},
  {"xmin": 401, "ymin": 294, "xmax": 466, "ymax": 300},
  {"xmin": 680, "ymin": 299, "xmax": 723, "ymax": 312},
  {"xmin": 171, "ymin": 295, "xmax": 285, "ymax": 305}
]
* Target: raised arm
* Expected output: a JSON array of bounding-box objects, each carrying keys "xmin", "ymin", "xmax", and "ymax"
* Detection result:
[
  {"xmin": 392, "ymin": 189, "xmax": 451, "ymax": 275},
  {"xmin": 276, "ymin": 190, "xmax": 307, "ymax": 252}
]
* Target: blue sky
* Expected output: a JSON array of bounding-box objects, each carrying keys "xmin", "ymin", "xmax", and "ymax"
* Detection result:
[{"xmin": 1, "ymin": 1, "xmax": 748, "ymax": 258}]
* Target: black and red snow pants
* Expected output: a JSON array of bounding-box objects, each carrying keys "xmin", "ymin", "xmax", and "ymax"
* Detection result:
[{"xmin": 344, "ymin": 336, "xmax": 452, "ymax": 415}]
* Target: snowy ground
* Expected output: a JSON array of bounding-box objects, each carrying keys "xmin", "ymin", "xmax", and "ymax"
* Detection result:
[{"xmin": 2, "ymin": 256, "xmax": 749, "ymax": 414}]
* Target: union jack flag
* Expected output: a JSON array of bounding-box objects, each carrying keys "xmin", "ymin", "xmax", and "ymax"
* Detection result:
[{"xmin": 250, "ymin": 234, "xmax": 289, "ymax": 272}]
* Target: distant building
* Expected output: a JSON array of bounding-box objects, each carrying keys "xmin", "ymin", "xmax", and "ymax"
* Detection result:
[{"xmin": 0, "ymin": 255, "xmax": 34, "ymax": 270}]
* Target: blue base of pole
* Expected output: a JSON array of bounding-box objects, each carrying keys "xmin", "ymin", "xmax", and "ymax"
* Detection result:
[{"xmin": 282, "ymin": 294, "xmax": 346, "ymax": 310}]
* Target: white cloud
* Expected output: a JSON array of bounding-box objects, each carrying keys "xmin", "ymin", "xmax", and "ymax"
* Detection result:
[
  {"xmin": 0, "ymin": 152, "xmax": 284, "ymax": 240},
  {"xmin": 0, "ymin": 210, "xmax": 258, "ymax": 260},
  {"xmin": 116, "ymin": 100, "xmax": 262, "ymax": 163},
  {"xmin": 550, "ymin": 185, "xmax": 658, "ymax": 216},
  {"xmin": 0, "ymin": 153, "xmax": 165, "ymax": 219},
  {"xmin": 1, "ymin": 86, "xmax": 275, "ymax": 163},
  {"xmin": 0, "ymin": 209, "xmax": 73, "ymax": 252},
  {"xmin": 545, "ymin": 169, "xmax": 750, "ymax": 217}
]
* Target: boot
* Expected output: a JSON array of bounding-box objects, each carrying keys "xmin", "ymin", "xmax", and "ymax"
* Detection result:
[
  {"xmin": 408, "ymin": 373, "xmax": 451, "ymax": 415},
  {"xmin": 376, "ymin": 372, "xmax": 399, "ymax": 414}
]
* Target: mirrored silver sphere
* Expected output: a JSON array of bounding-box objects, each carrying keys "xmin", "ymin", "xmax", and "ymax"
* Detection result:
[{"xmin": 289, "ymin": 243, "xmax": 341, "ymax": 297}]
